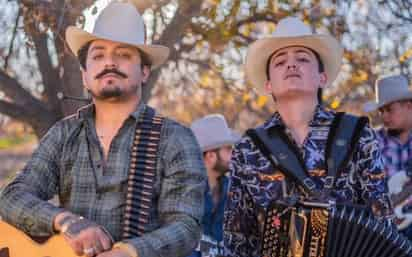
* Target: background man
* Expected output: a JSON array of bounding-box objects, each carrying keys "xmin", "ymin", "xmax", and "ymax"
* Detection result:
[
  {"xmin": 189, "ymin": 114, "xmax": 239, "ymax": 257},
  {"xmin": 365, "ymin": 74, "xmax": 412, "ymax": 240}
]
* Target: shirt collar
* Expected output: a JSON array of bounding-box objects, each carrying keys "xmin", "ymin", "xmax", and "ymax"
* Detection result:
[
  {"xmin": 263, "ymin": 104, "xmax": 334, "ymax": 130},
  {"xmin": 76, "ymin": 102, "xmax": 147, "ymax": 121}
]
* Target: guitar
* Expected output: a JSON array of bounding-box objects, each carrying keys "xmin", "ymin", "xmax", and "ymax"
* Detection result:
[
  {"xmin": 388, "ymin": 170, "xmax": 412, "ymax": 230},
  {"xmin": 0, "ymin": 220, "xmax": 84, "ymax": 257}
]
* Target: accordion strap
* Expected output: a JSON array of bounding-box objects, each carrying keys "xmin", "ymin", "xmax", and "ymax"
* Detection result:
[
  {"xmin": 122, "ymin": 106, "xmax": 164, "ymax": 239},
  {"xmin": 324, "ymin": 112, "xmax": 368, "ymax": 189},
  {"xmin": 246, "ymin": 127, "xmax": 320, "ymax": 197},
  {"xmin": 246, "ymin": 112, "xmax": 368, "ymax": 197}
]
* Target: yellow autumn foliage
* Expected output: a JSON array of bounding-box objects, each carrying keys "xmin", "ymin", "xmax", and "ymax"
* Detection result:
[{"xmin": 256, "ymin": 95, "xmax": 268, "ymax": 108}]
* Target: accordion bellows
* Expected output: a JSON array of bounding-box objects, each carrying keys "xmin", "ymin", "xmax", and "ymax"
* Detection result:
[{"xmin": 260, "ymin": 202, "xmax": 412, "ymax": 257}]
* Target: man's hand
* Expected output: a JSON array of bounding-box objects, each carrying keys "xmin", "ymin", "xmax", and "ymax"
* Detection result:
[
  {"xmin": 54, "ymin": 212, "xmax": 113, "ymax": 256},
  {"xmin": 96, "ymin": 248, "xmax": 131, "ymax": 257},
  {"xmin": 65, "ymin": 224, "xmax": 113, "ymax": 256}
]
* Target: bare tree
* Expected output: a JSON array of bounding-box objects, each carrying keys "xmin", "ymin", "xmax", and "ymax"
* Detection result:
[{"xmin": 0, "ymin": 0, "xmax": 202, "ymax": 137}]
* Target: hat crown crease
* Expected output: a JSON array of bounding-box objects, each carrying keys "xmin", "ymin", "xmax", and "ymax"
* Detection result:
[
  {"xmin": 93, "ymin": 2, "xmax": 146, "ymax": 45},
  {"xmin": 272, "ymin": 17, "xmax": 312, "ymax": 37}
]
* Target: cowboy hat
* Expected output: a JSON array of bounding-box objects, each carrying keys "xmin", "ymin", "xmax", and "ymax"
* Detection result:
[
  {"xmin": 245, "ymin": 17, "xmax": 343, "ymax": 92},
  {"xmin": 191, "ymin": 114, "xmax": 241, "ymax": 152},
  {"xmin": 66, "ymin": 0, "xmax": 169, "ymax": 69},
  {"xmin": 363, "ymin": 74, "xmax": 412, "ymax": 112}
]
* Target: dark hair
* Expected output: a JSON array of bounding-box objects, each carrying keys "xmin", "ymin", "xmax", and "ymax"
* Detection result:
[
  {"xmin": 77, "ymin": 41, "xmax": 152, "ymax": 70},
  {"xmin": 265, "ymin": 47, "xmax": 325, "ymax": 104},
  {"xmin": 77, "ymin": 41, "xmax": 93, "ymax": 69}
]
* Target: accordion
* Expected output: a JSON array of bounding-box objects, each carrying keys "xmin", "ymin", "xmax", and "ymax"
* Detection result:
[{"xmin": 260, "ymin": 200, "xmax": 412, "ymax": 257}]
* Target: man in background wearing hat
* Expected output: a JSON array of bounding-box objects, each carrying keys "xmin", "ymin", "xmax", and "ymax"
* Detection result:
[
  {"xmin": 189, "ymin": 114, "xmax": 240, "ymax": 257},
  {"xmin": 366, "ymin": 74, "xmax": 412, "ymax": 240},
  {"xmin": 0, "ymin": 1, "xmax": 206, "ymax": 257},
  {"xmin": 223, "ymin": 17, "xmax": 393, "ymax": 257}
]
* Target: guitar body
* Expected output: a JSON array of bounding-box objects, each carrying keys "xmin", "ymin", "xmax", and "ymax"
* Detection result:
[
  {"xmin": 0, "ymin": 221, "xmax": 82, "ymax": 257},
  {"xmin": 394, "ymin": 200, "xmax": 412, "ymax": 230},
  {"xmin": 388, "ymin": 171, "xmax": 412, "ymax": 230}
]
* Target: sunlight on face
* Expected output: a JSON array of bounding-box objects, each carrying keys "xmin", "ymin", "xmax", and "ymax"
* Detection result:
[
  {"xmin": 82, "ymin": 40, "xmax": 149, "ymax": 102},
  {"xmin": 264, "ymin": 46, "xmax": 327, "ymax": 102}
]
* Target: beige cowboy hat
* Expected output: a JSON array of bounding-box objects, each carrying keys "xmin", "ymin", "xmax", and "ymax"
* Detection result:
[
  {"xmin": 66, "ymin": 0, "xmax": 169, "ymax": 69},
  {"xmin": 245, "ymin": 17, "xmax": 343, "ymax": 93},
  {"xmin": 191, "ymin": 114, "xmax": 241, "ymax": 152},
  {"xmin": 363, "ymin": 74, "xmax": 412, "ymax": 112}
]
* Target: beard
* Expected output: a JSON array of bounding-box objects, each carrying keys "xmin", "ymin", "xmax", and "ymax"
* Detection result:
[
  {"xmin": 99, "ymin": 86, "xmax": 122, "ymax": 99},
  {"xmin": 213, "ymin": 152, "xmax": 229, "ymax": 176},
  {"xmin": 88, "ymin": 83, "xmax": 139, "ymax": 101},
  {"xmin": 387, "ymin": 128, "xmax": 404, "ymax": 137}
]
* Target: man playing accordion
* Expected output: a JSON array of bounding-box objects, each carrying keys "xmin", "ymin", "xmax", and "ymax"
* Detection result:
[{"xmin": 223, "ymin": 17, "xmax": 396, "ymax": 257}]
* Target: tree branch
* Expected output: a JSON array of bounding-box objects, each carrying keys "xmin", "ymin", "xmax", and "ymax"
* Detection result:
[
  {"xmin": 142, "ymin": 0, "xmax": 203, "ymax": 102},
  {"xmin": 0, "ymin": 70, "xmax": 45, "ymax": 109},
  {"xmin": 31, "ymin": 31, "xmax": 62, "ymax": 114},
  {"xmin": 384, "ymin": 1, "xmax": 412, "ymax": 23},
  {"xmin": 0, "ymin": 99, "xmax": 30, "ymax": 122},
  {"xmin": 0, "ymin": 98, "xmax": 58, "ymax": 138},
  {"xmin": 4, "ymin": 7, "xmax": 21, "ymax": 70},
  {"xmin": 155, "ymin": 1, "xmax": 203, "ymax": 61}
]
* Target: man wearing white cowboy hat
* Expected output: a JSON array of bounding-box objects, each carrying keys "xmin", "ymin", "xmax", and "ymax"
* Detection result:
[
  {"xmin": 0, "ymin": 1, "xmax": 206, "ymax": 257},
  {"xmin": 365, "ymin": 74, "xmax": 412, "ymax": 240},
  {"xmin": 223, "ymin": 17, "xmax": 393, "ymax": 257},
  {"xmin": 189, "ymin": 114, "xmax": 240, "ymax": 257}
]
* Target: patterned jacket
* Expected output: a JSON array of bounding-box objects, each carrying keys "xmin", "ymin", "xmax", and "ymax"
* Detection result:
[{"xmin": 223, "ymin": 105, "xmax": 393, "ymax": 257}]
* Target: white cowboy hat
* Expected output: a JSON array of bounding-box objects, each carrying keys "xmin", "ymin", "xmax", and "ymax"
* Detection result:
[
  {"xmin": 66, "ymin": 0, "xmax": 169, "ymax": 69},
  {"xmin": 245, "ymin": 17, "xmax": 343, "ymax": 93},
  {"xmin": 363, "ymin": 74, "xmax": 412, "ymax": 112},
  {"xmin": 191, "ymin": 114, "xmax": 241, "ymax": 152}
]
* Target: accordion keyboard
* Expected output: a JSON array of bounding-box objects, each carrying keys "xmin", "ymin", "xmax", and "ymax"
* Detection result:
[{"xmin": 260, "ymin": 202, "xmax": 412, "ymax": 257}]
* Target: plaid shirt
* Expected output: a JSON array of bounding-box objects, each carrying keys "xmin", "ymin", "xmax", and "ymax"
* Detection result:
[
  {"xmin": 377, "ymin": 129, "xmax": 412, "ymax": 177},
  {"xmin": 0, "ymin": 103, "xmax": 207, "ymax": 257},
  {"xmin": 223, "ymin": 105, "xmax": 393, "ymax": 257}
]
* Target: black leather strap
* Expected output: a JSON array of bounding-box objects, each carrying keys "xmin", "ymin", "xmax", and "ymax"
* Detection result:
[
  {"xmin": 324, "ymin": 113, "xmax": 368, "ymax": 189},
  {"xmin": 246, "ymin": 127, "xmax": 320, "ymax": 197},
  {"xmin": 247, "ymin": 112, "xmax": 368, "ymax": 198}
]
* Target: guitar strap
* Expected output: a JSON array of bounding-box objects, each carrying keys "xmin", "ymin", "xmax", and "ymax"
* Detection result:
[
  {"xmin": 122, "ymin": 106, "xmax": 164, "ymax": 239},
  {"xmin": 246, "ymin": 112, "xmax": 368, "ymax": 198},
  {"xmin": 0, "ymin": 247, "xmax": 9, "ymax": 257}
]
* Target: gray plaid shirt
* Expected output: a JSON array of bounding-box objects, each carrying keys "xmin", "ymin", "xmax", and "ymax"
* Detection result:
[{"xmin": 0, "ymin": 103, "xmax": 207, "ymax": 257}]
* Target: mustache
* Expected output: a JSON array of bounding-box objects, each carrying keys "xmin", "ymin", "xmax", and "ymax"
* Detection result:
[{"xmin": 95, "ymin": 68, "xmax": 128, "ymax": 79}]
